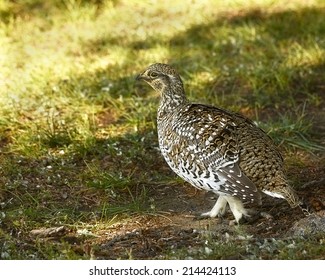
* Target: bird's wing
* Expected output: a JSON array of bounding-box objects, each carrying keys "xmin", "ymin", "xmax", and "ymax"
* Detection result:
[
  {"xmin": 216, "ymin": 163, "xmax": 261, "ymax": 204},
  {"xmin": 173, "ymin": 104, "xmax": 261, "ymax": 204},
  {"xmin": 206, "ymin": 120, "xmax": 261, "ymax": 204}
]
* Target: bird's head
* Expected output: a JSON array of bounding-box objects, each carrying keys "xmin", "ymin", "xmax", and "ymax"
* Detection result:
[{"xmin": 136, "ymin": 63, "xmax": 185, "ymax": 96}]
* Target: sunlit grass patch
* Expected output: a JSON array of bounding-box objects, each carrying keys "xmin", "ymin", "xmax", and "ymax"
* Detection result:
[{"xmin": 258, "ymin": 105, "xmax": 325, "ymax": 152}]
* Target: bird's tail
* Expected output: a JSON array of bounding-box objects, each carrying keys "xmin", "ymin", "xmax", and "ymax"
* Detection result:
[
  {"xmin": 277, "ymin": 174, "xmax": 301, "ymax": 208},
  {"xmin": 265, "ymin": 174, "xmax": 301, "ymax": 208},
  {"xmin": 281, "ymin": 183, "xmax": 301, "ymax": 208}
]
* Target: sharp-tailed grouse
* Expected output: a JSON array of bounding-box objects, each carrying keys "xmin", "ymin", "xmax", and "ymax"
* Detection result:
[{"xmin": 136, "ymin": 63, "xmax": 300, "ymax": 223}]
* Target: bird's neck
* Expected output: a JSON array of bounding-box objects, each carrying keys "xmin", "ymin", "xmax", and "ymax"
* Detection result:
[{"xmin": 158, "ymin": 87, "xmax": 188, "ymax": 119}]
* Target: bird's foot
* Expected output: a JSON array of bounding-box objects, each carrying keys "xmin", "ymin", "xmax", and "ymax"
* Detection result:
[
  {"xmin": 193, "ymin": 211, "xmax": 224, "ymax": 221},
  {"xmin": 233, "ymin": 210, "xmax": 273, "ymax": 225},
  {"xmin": 197, "ymin": 196, "xmax": 228, "ymax": 220}
]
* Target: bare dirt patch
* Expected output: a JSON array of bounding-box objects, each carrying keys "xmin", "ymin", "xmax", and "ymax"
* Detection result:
[{"xmin": 85, "ymin": 161, "xmax": 325, "ymax": 259}]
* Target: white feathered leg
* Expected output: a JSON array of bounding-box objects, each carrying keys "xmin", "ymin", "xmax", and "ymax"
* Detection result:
[
  {"xmin": 201, "ymin": 195, "xmax": 228, "ymax": 218},
  {"xmin": 224, "ymin": 196, "xmax": 249, "ymax": 223}
]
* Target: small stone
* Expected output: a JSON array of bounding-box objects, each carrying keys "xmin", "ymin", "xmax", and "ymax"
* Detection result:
[
  {"xmin": 204, "ymin": 247, "xmax": 213, "ymax": 255},
  {"xmin": 289, "ymin": 211, "xmax": 325, "ymax": 237}
]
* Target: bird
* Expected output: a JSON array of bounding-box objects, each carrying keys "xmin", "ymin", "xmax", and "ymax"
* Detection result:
[{"xmin": 136, "ymin": 63, "xmax": 300, "ymax": 223}]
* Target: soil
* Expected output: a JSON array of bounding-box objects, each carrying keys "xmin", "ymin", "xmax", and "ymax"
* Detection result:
[{"xmin": 87, "ymin": 169, "xmax": 325, "ymax": 259}]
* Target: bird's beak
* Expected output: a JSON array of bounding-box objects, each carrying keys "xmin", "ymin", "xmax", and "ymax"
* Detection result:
[
  {"xmin": 136, "ymin": 71, "xmax": 150, "ymax": 82},
  {"xmin": 136, "ymin": 74, "xmax": 143, "ymax": 81}
]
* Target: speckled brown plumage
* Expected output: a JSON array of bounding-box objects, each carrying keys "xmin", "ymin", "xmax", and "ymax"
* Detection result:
[{"xmin": 137, "ymin": 63, "xmax": 300, "ymax": 223}]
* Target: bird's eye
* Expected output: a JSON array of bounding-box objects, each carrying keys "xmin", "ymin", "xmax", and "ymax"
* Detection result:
[{"xmin": 149, "ymin": 71, "xmax": 159, "ymax": 78}]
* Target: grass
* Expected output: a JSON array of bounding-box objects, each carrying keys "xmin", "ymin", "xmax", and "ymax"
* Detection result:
[
  {"xmin": 0, "ymin": 0, "xmax": 324, "ymax": 259},
  {"xmin": 163, "ymin": 231, "xmax": 325, "ymax": 260}
]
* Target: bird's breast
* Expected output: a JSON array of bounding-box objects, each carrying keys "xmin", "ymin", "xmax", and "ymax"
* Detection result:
[{"xmin": 157, "ymin": 120, "xmax": 225, "ymax": 193}]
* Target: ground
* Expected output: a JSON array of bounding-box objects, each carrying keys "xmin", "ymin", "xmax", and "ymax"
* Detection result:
[
  {"xmin": 0, "ymin": 0, "xmax": 325, "ymax": 259},
  {"xmin": 86, "ymin": 181, "xmax": 325, "ymax": 260},
  {"xmin": 15, "ymin": 142, "xmax": 325, "ymax": 260}
]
